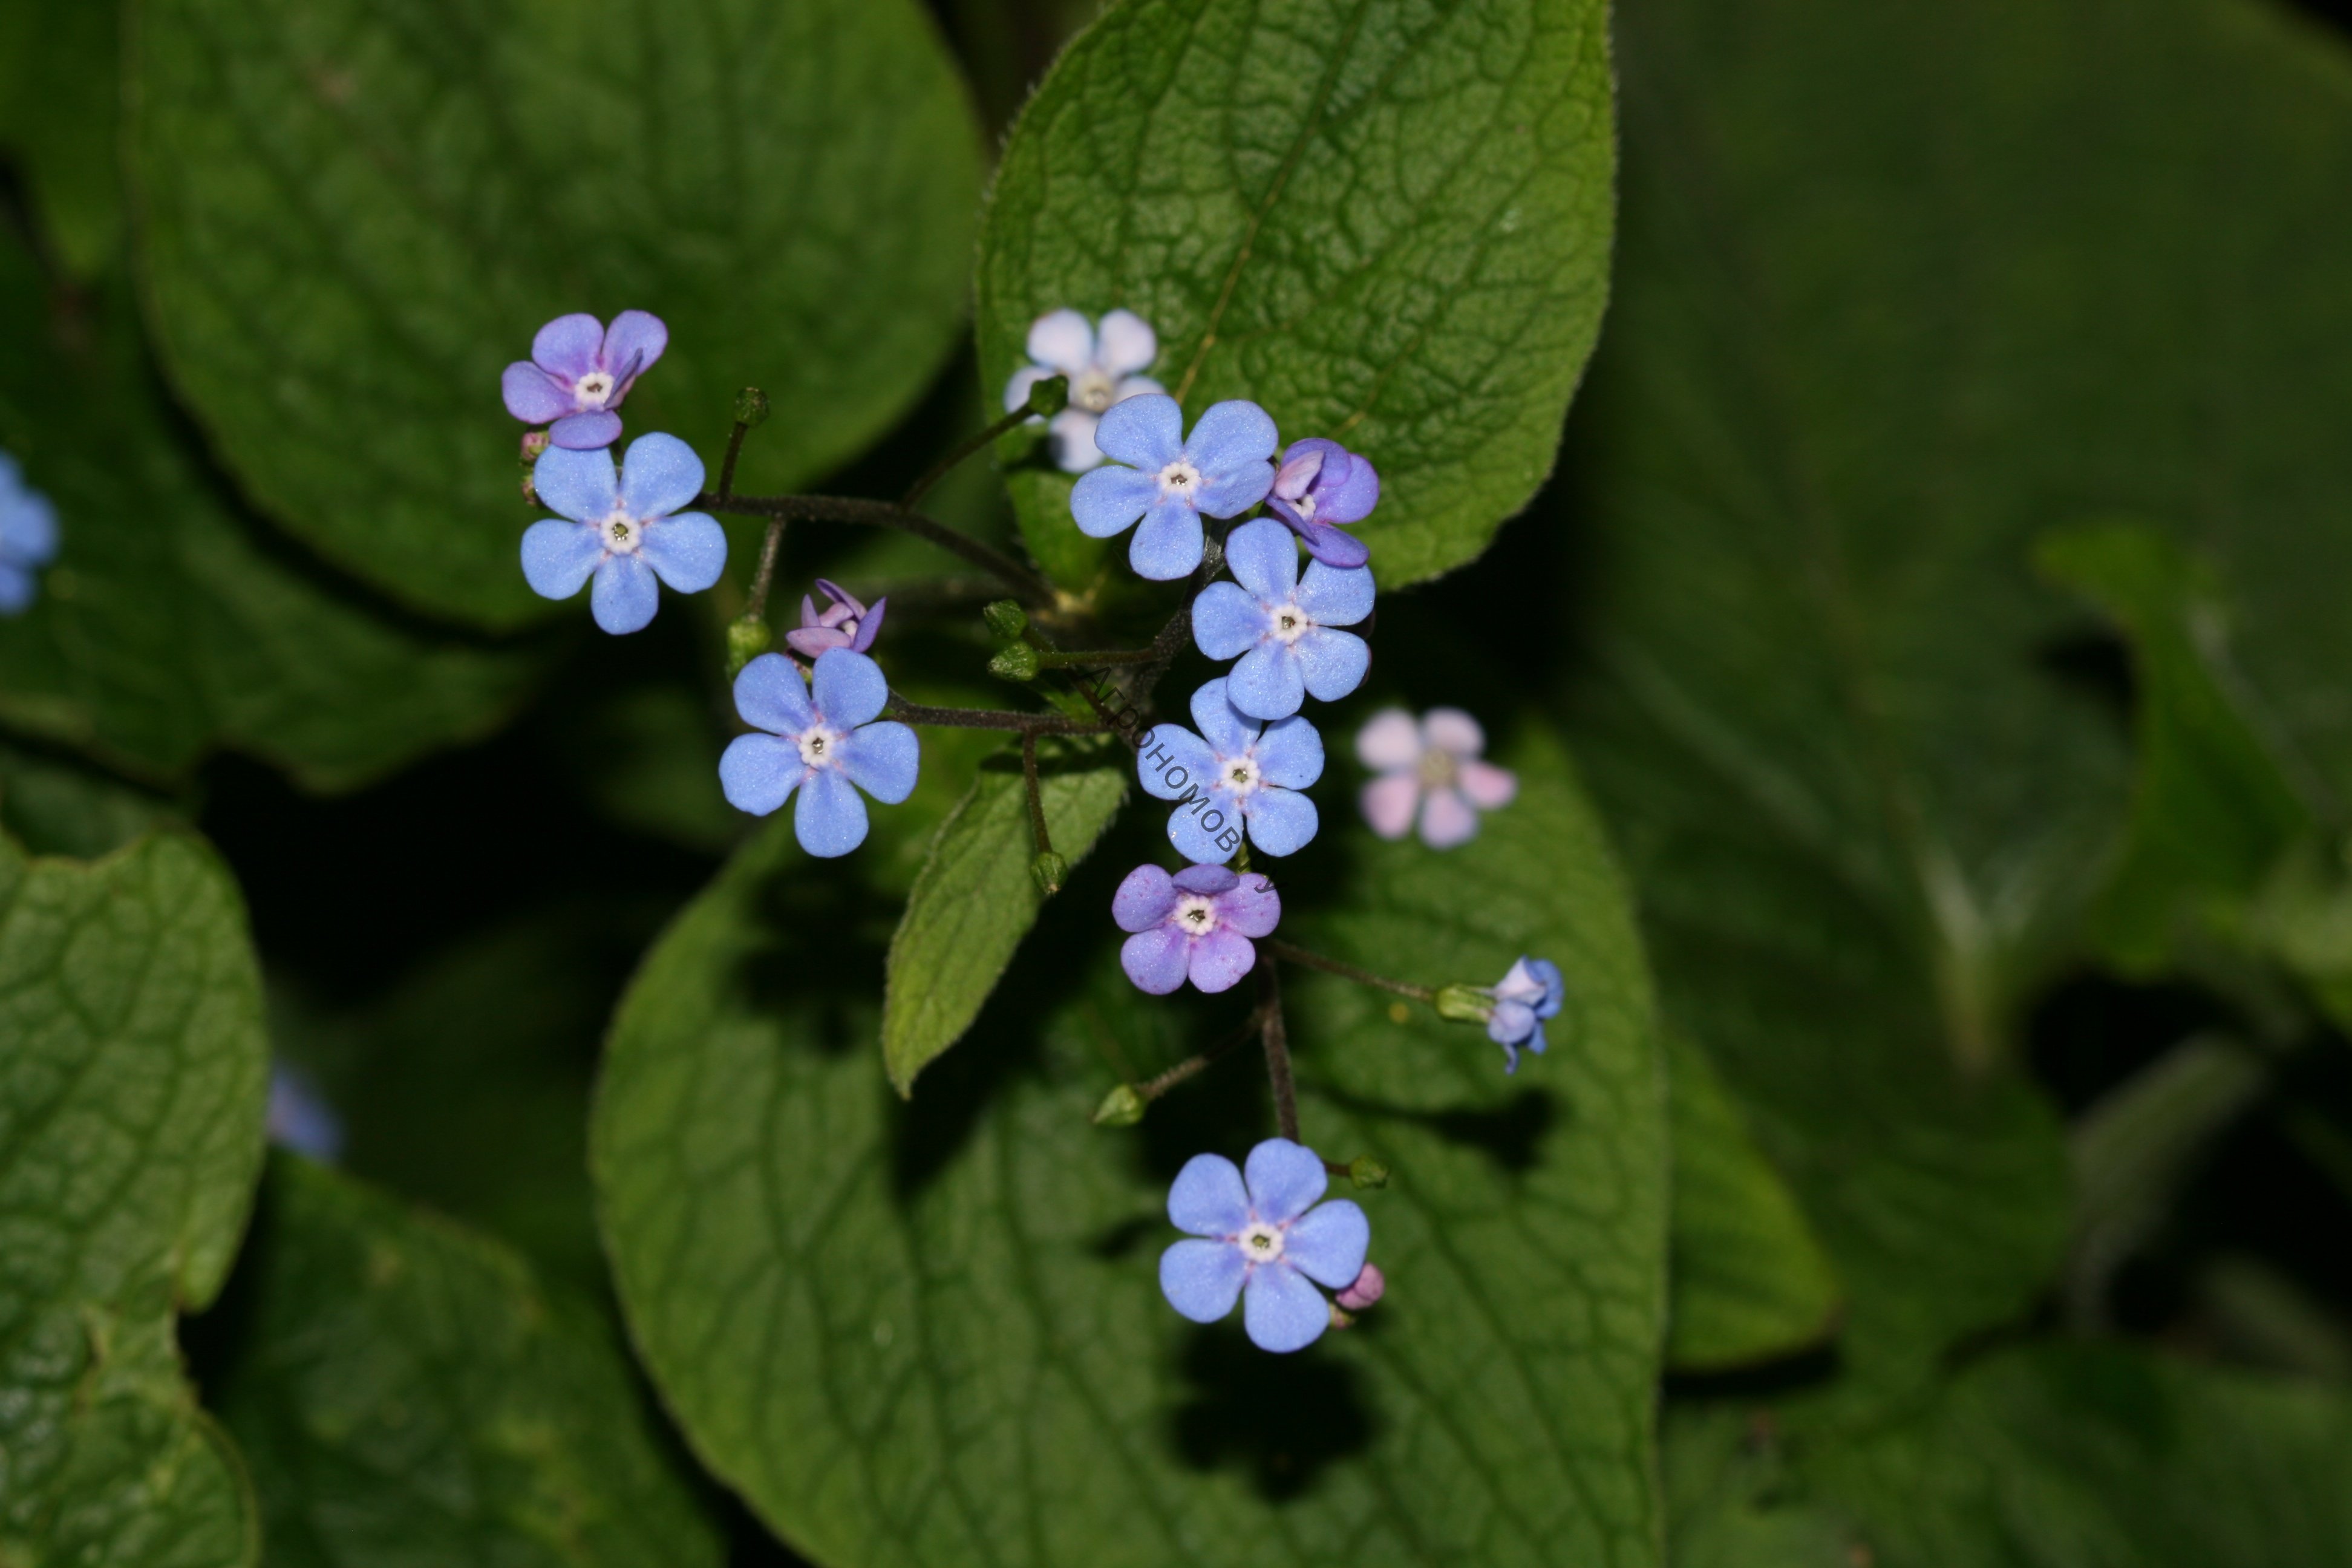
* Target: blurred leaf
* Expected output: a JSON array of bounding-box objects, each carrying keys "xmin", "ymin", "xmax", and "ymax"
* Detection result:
[
  {"xmin": 213, "ymin": 1156, "xmax": 721, "ymax": 1568},
  {"xmin": 0, "ymin": 740, "xmax": 184, "ymax": 858},
  {"xmin": 132, "ymin": 0, "xmax": 984, "ymax": 627},
  {"xmin": 882, "ymin": 736, "xmax": 1128, "ymax": 1094},
  {"xmin": 2039, "ymin": 521, "xmax": 2311, "ymax": 972},
  {"xmin": 594, "ymin": 724, "xmax": 1668, "ymax": 1567},
  {"xmin": 2247, "ymin": 841, "xmax": 2352, "ymax": 1030},
  {"xmin": 0, "ymin": 0, "xmax": 121, "ymax": 274},
  {"xmin": 0, "ymin": 832, "xmax": 266, "ymax": 1567},
  {"xmin": 1664, "ymin": 1031, "xmax": 1840, "ymax": 1374},
  {"xmin": 976, "ymin": 0, "xmax": 1616, "ymax": 590},
  {"xmin": 557, "ymin": 685, "xmax": 742, "ymax": 857},
  {"xmin": 1660, "ymin": 1407, "xmax": 1848, "ymax": 1568}
]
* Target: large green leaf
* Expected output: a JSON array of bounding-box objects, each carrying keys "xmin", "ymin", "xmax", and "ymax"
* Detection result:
[
  {"xmin": 594, "ymin": 724, "xmax": 1667, "ymax": 1566},
  {"xmin": 0, "ymin": 741, "xmax": 184, "ymax": 860},
  {"xmin": 0, "ymin": 0, "xmax": 120, "ymax": 275},
  {"xmin": 976, "ymin": 0, "xmax": 1615, "ymax": 590},
  {"xmin": 0, "ymin": 832, "xmax": 267, "ymax": 1567},
  {"xmin": 132, "ymin": 0, "xmax": 983, "ymax": 626},
  {"xmin": 882, "ymin": 736, "xmax": 1128, "ymax": 1095},
  {"xmin": 211, "ymin": 1156, "xmax": 721, "ymax": 1568}
]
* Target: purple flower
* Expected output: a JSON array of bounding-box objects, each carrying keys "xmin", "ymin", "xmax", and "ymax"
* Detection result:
[
  {"xmin": 523, "ymin": 433, "xmax": 727, "ymax": 635},
  {"xmin": 1191, "ymin": 518, "xmax": 1373, "ymax": 721},
  {"xmin": 785, "ymin": 579, "xmax": 886, "ymax": 659},
  {"xmin": 719, "ymin": 648, "xmax": 920, "ymax": 858},
  {"xmin": 0, "ymin": 452, "xmax": 59, "ymax": 617},
  {"xmin": 1356, "ymin": 707, "xmax": 1518, "ymax": 848},
  {"xmin": 1266, "ymin": 439, "xmax": 1379, "ymax": 569},
  {"xmin": 1160, "ymin": 1137, "xmax": 1371, "ymax": 1353},
  {"xmin": 501, "ymin": 311, "xmax": 668, "ymax": 450},
  {"xmin": 1139, "ymin": 678, "xmax": 1324, "ymax": 864},
  {"xmin": 1113, "ymin": 863, "xmax": 1281, "ymax": 995},
  {"xmin": 1070, "ymin": 394, "xmax": 1278, "ymax": 581},
  {"xmin": 1004, "ymin": 309, "xmax": 1164, "ymax": 473},
  {"xmin": 1486, "ymin": 956, "xmax": 1564, "ymax": 1072}
]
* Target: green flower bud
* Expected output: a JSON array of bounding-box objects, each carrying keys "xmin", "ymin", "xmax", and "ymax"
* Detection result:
[
  {"xmin": 981, "ymin": 599, "xmax": 1029, "ymax": 641},
  {"xmin": 1026, "ymin": 373, "xmax": 1071, "ymax": 419},
  {"xmin": 734, "ymin": 386, "xmax": 771, "ymax": 427},
  {"xmin": 1091, "ymin": 1084, "xmax": 1146, "ymax": 1128},
  {"xmin": 519, "ymin": 430, "xmax": 549, "ymax": 465},
  {"xmin": 1031, "ymin": 851, "xmax": 1070, "ymax": 896},
  {"xmin": 989, "ymin": 642, "xmax": 1042, "ymax": 682},
  {"xmin": 520, "ymin": 473, "xmax": 540, "ymax": 508},
  {"xmin": 1347, "ymin": 1156, "xmax": 1390, "ymax": 1190},
  {"xmin": 1433, "ymin": 984, "xmax": 1495, "ymax": 1025},
  {"xmin": 726, "ymin": 617, "xmax": 773, "ymax": 676}
]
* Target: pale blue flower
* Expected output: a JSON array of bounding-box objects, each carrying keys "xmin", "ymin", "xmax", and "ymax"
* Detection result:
[
  {"xmin": 1160, "ymin": 1137, "xmax": 1371, "ymax": 1353},
  {"xmin": 1487, "ymin": 956, "xmax": 1564, "ymax": 1072},
  {"xmin": 522, "ymin": 433, "xmax": 727, "ymax": 635},
  {"xmin": 1138, "ymin": 678, "xmax": 1323, "ymax": 864},
  {"xmin": 1191, "ymin": 517, "xmax": 1373, "ymax": 720},
  {"xmin": 1070, "ymin": 394, "xmax": 1277, "ymax": 580},
  {"xmin": 719, "ymin": 649, "xmax": 920, "ymax": 858},
  {"xmin": 1004, "ymin": 308, "xmax": 1163, "ymax": 472}
]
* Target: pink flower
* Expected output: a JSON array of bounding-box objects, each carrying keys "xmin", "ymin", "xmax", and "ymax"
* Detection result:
[
  {"xmin": 785, "ymin": 579, "xmax": 886, "ymax": 658},
  {"xmin": 1355, "ymin": 707, "xmax": 1517, "ymax": 849}
]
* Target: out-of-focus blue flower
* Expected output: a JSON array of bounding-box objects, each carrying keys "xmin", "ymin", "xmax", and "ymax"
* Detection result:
[
  {"xmin": 1191, "ymin": 517, "xmax": 1373, "ymax": 720},
  {"xmin": 1160, "ymin": 1137, "xmax": 1371, "ymax": 1353},
  {"xmin": 1113, "ymin": 862, "xmax": 1281, "ymax": 994},
  {"xmin": 266, "ymin": 1062, "xmax": 345, "ymax": 1163},
  {"xmin": 1069, "ymin": 394, "xmax": 1277, "ymax": 581},
  {"xmin": 1004, "ymin": 309, "xmax": 1164, "ymax": 472},
  {"xmin": 1356, "ymin": 707, "xmax": 1518, "ymax": 848},
  {"xmin": 501, "ymin": 311, "xmax": 667, "ymax": 449},
  {"xmin": 719, "ymin": 648, "xmax": 920, "ymax": 858},
  {"xmin": 1486, "ymin": 956, "xmax": 1564, "ymax": 1072},
  {"xmin": 522, "ymin": 434, "xmax": 726, "ymax": 635},
  {"xmin": 1138, "ymin": 678, "xmax": 1323, "ymax": 864},
  {"xmin": 0, "ymin": 452, "xmax": 59, "ymax": 616}
]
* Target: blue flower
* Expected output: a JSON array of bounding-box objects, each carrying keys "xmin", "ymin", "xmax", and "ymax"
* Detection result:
[
  {"xmin": 1138, "ymin": 678, "xmax": 1323, "ymax": 864},
  {"xmin": 1003, "ymin": 308, "xmax": 1163, "ymax": 473},
  {"xmin": 1069, "ymin": 393, "xmax": 1277, "ymax": 581},
  {"xmin": 1160, "ymin": 1137, "xmax": 1371, "ymax": 1354},
  {"xmin": 501, "ymin": 310, "xmax": 667, "ymax": 451},
  {"xmin": 1488, "ymin": 956, "xmax": 1564, "ymax": 1072},
  {"xmin": 0, "ymin": 453, "xmax": 59, "ymax": 616},
  {"xmin": 523, "ymin": 433, "xmax": 727, "ymax": 634},
  {"xmin": 719, "ymin": 648, "xmax": 920, "ymax": 858},
  {"xmin": 1191, "ymin": 517, "xmax": 1374, "ymax": 720},
  {"xmin": 266, "ymin": 1063, "xmax": 344, "ymax": 1163}
]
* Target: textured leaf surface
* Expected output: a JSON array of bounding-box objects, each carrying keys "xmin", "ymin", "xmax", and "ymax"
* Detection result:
[
  {"xmin": 977, "ymin": 0, "xmax": 1615, "ymax": 589},
  {"xmin": 0, "ymin": 742, "xmax": 183, "ymax": 860},
  {"xmin": 594, "ymin": 724, "xmax": 1666, "ymax": 1567},
  {"xmin": 0, "ymin": 833, "xmax": 267, "ymax": 1567},
  {"xmin": 883, "ymin": 737, "xmax": 1128, "ymax": 1094},
  {"xmin": 132, "ymin": 0, "xmax": 982, "ymax": 626},
  {"xmin": 212, "ymin": 1156, "xmax": 721, "ymax": 1568}
]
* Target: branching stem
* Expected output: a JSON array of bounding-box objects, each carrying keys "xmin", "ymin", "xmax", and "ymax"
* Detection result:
[
  {"xmin": 700, "ymin": 492, "xmax": 1056, "ymax": 607},
  {"xmin": 886, "ymin": 694, "xmax": 1107, "ymax": 736},
  {"xmin": 1263, "ymin": 939, "xmax": 1436, "ymax": 1002}
]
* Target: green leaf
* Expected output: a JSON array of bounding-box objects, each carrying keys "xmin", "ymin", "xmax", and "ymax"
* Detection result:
[
  {"xmin": 0, "ymin": 741, "xmax": 185, "ymax": 859},
  {"xmin": 882, "ymin": 736, "xmax": 1128, "ymax": 1094},
  {"xmin": 0, "ymin": 832, "xmax": 267, "ymax": 1567},
  {"xmin": 2037, "ymin": 522, "xmax": 2311, "ymax": 972},
  {"xmin": 594, "ymin": 722, "xmax": 1667, "ymax": 1566},
  {"xmin": 211, "ymin": 1156, "xmax": 722, "ymax": 1568},
  {"xmin": 0, "ymin": 0, "xmax": 121, "ymax": 275},
  {"xmin": 132, "ymin": 0, "xmax": 984, "ymax": 626},
  {"xmin": 1664, "ymin": 1031, "xmax": 1840, "ymax": 1374},
  {"xmin": 976, "ymin": 0, "xmax": 1615, "ymax": 591}
]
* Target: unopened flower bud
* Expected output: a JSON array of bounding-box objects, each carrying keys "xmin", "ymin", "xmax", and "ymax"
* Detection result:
[
  {"xmin": 521, "ymin": 472, "xmax": 540, "ymax": 508},
  {"xmin": 990, "ymin": 642, "xmax": 1041, "ymax": 682},
  {"xmin": 726, "ymin": 616, "xmax": 773, "ymax": 676},
  {"xmin": 1026, "ymin": 373, "xmax": 1070, "ymax": 419},
  {"xmin": 734, "ymin": 386, "xmax": 771, "ymax": 427},
  {"xmin": 1348, "ymin": 1156, "xmax": 1389, "ymax": 1190},
  {"xmin": 1336, "ymin": 1263, "xmax": 1385, "ymax": 1312},
  {"xmin": 981, "ymin": 600, "xmax": 1028, "ymax": 641},
  {"xmin": 519, "ymin": 429, "xmax": 549, "ymax": 465},
  {"xmin": 1031, "ymin": 851, "xmax": 1069, "ymax": 896},
  {"xmin": 1091, "ymin": 1083, "xmax": 1146, "ymax": 1127},
  {"xmin": 1433, "ymin": 983, "xmax": 1494, "ymax": 1025}
]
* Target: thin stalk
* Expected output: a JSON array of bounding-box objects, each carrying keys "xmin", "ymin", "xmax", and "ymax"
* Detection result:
[
  {"xmin": 716, "ymin": 416, "xmax": 753, "ymax": 501},
  {"xmin": 1036, "ymin": 647, "xmax": 1157, "ymax": 669},
  {"xmin": 700, "ymin": 492, "xmax": 1056, "ymax": 606},
  {"xmin": 1259, "ymin": 961, "xmax": 1299, "ymax": 1142},
  {"xmin": 1021, "ymin": 731, "xmax": 1053, "ymax": 857},
  {"xmin": 899, "ymin": 401, "xmax": 1042, "ymax": 512},
  {"xmin": 1262, "ymin": 938, "xmax": 1436, "ymax": 1002},
  {"xmin": 1135, "ymin": 1007, "xmax": 1268, "ymax": 1102},
  {"xmin": 743, "ymin": 519, "xmax": 787, "ymax": 622},
  {"xmin": 885, "ymin": 694, "xmax": 1107, "ymax": 736}
]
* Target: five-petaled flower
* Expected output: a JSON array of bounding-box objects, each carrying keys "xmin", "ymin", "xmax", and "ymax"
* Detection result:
[
  {"xmin": 1485, "ymin": 956, "xmax": 1564, "ymax": 1073},
  {"xmin": 1266, "ymin": 438, "xmax": 1380, "ymax": 569},
  {"xmin": 1114, "ymin": 863, "xmax": 1281, "ymax": 995},
  {"xmin": 523, "ymin": 433, "xmax": 727, "ymax": 635},
  {"xmin": 1160, "ymin": 1138, "xmax": 1371, "ymax": 1353},
  {"xmin": 1071, "ymin": 393, "xmax": 1277, "ymax": 581},
  {"xmin": 0, "ymin": 452, "xmax": 58, "ymax": 617},
  {"xmin": 501, "ymin": 311, "xmax": 668, "ymax": 450},
  {"xmin": 1140, "ymin": 678, "xmax": 1324, "ymax": 864},
  {"xmin": 1356, "ymin": 707, "xmax": 1517, "ymax": 849},
  {"xmin": 1192, "ymin": 518, "xmax": 1374, "ymax": 721},
  {"xmin": 1004, "ymin": 309, "xmax": 1164, "ymax": 474},
  {"xmin": 785, "ymin": 579, "xmax": 887, "ymax": 659},
  {"xmin": 720, "ymin": 648, "xmax": 920, "ymax": 858}
]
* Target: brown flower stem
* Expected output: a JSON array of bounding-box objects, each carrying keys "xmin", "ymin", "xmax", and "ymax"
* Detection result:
[{"xmin": 1262, "ymin": 939, "xmax": 1436, "ymax": 1002}]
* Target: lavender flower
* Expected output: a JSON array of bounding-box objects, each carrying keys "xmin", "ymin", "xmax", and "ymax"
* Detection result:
[
  {"xmin": 785, "ymin": 579, "xmax": 886, "ymax": 659},
  {"xmin": 0, "ymin": 453, "xmax": 58, "ymax": 616},
  {"xmin": 719, "ymin": 649, "xmax": 920, "ymax": 857},
  {"xmin": 1191, "ymin": 518, "xmax": 1373, "ymax": 720},
  {"xmin": 1139, "ymin": 678, "xmax": 1324, "ymax": 864},
  {"xmin": 1486, "ymin": 956, "xmax": 1564, "ymax": 1072},
  {"xmin": 1004, "ymin": 309, "xmax": 1164, "ymax": 473},
  {"xmin": 1266, "ymin": 439, "xmax": 1379, "ymax": 568},
  {"xmin": 1356, "ymin": 707, "xmax": 1517, "ymax": 849},
  {"xmin": 1113, "ymin": 863, "xmax": 1281, "ymax": 995},
  {"xmin": 1160, "ymin": 1138, "xmax": 1371, "ymax": 1353},
  {"xmin": 523, "ymin": 434, "xmax": 726, "ymax": 634},
  {"xmin": 1070, "ymin": 394, "xmax": 1277, "ymax": 581},
  {"xmin": 501, "ymin": 311, "xmax": 668, "ymax": 450}
]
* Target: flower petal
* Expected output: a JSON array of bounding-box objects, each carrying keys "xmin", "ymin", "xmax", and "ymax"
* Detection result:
[
  {"xmin": 601, "ymin": 310, "xmax": 668, "ymax": 383},
  {"xmin": 1294, "ymin": 560, "xmax": 1375, "ymax": 626},
  {"xmin": 520, "ymin": 519, "xmax": 601, "ymax": 601},
  {"xmin": 784, "ymin": 626, "xmax": 853, "ymax": 658},
  {"xmin": 1047, "ymin": 407, "xmax": 1107, "ymax": 472},
  {"xmin": 732, "ymin": 652, "xmax": 815, "ymax": 735},
  {"xmin": 1121, "ymin": 927, "xmax": 1192, "ymax": 995},
  {"xmin": 1170, "ymin": 863, "xmax": 1240, "ymax": 897},
  {"xmin": 1273, "ymin": 440, "xmax": 1333, "ymax": 503},
  {"xmin": 1168, "ymin": 1152, "xmax": 1250, "ymax": 1235},
  {"xmin": 1356, "ymin": 708, "xmax": 1422, "ymax": 771},
  {"xmin": 1070, "ymin": 463, "xmax": 1157, "ymax": 538},
  {"xmin": 1459, "ymin": 759, "xmax": 1518, "ymax": 811},
  {"xmin": 1241, "ymin": 786, "xmax": 1319, "ymax": 857},
  {"xmin": 1488, "ymin": 998, "xmax": 1537, "ymax": 1045},
  {"xmin": 1025, "ymin": 307, "xmax": 1096, "ymax": 376},
  {"xmin": 1093, "ymin": 392, "xmax": 1184, "ymax": 471},
  {"xmin": 1112, "ymin": 374, "xmax": 1164, "ymax": 403},
  {"xmin": 1189, "ymin": 678, "xmax": 1260, "ymax": 760},
  {"xmin": 639, "ymin": 511, "xmax": 727, "ymax": 593},
  {"xmin": 1190, "ymin": 582, "xmax": 1269, "ymax": 662},
  {"xmin": 532, "ymin": 446, "xmax": 619, "ymax": 524},
  {"xmin": 1293, "ymin": 515, "xmax": 1371, "ymax": 569},
  {"xmin": 618, "ymin": 432, "xmax": 706, "ymax": 519},
  {"xmin": 531, "ymin": 312, "xmax": 604, "ymax": 379},
  {"xmin": 502, "ymin": 362, "xmax": 570, "ymax": 423},
  {"xmin": 1095, "ymin": 308, "xmax": 1158, "ymax": 377},
  {"xmin": 1243, "ymin": 1261, "xmax": 1330, "ymax": 1352},
  {"xmin": 1422, "ymin": 707, "xmax": 1486, "ymax": 757},
  {"xmin": 1161, "ymin": 1239, "xmax": 1246, "ymax": 1323},
  {"xmin": 1217, "ymin": 872, "xmax": 1282, "ymax": 938},
  {"xmin": 1112, "ymin": 864, "xmax": 1180, "ymax": 933},
  {"xmin": 1360, "ymin": 774, "xmax": 1420, "ymax": 839},
  {"xmin": 1244, "ymin": 1137, "xmax": 1327, "ymax": 1224},
  {"xmin": 1004, "ymin": 364, "xmax": 1055, "ymax": 417},
  {"xmin": 1221, "ymin": 517, "xmax": 1298, "ymax": 600},
  {"xmin": 547, "ymin": 409, "xmax": 622, "ymax": 450},
  {"xmin": 1128, "ymin": 495, "xmax": 1204, "ymax": 580},
  {"xmin": 1419, "ymin": 786, "xmax": 1480, "ymax": 848},
  {"xmin": 0, "ymin": 561, "xmax": 33, "ymax": 616},
  {"xmin": 1, "ymin": 493, "xmax": 56, "ymax": 564},
  {"xmin": 1194, "ymin": 462, "xmax": 1276, "ymax": 521},
  {"xmin": 590, "ymin": 552, "xmax": 659, "ymax": 633},
  {"xmin": 1167, "ymin": 789, "xmax": 1242, "ymax": 866},
  {"xmin": 1137, "ymin": 724, "xmax": 1220, "ymax": 803},
  {"xmin": 1184, "ymin": 399, "xmax": 1279, "ymax": 475},
  {"xmin": 812, "ymin": 647, "xmax": 890, "ymax": 728},
  {"xmin": 852, "ymin": 598, "xmax": 887, "ymax": 652},
  {"xmin": 1187, "ymin": 927, "xmax": 1257, "ymax": 993},
  {"xmin": 1224, "ymin": 644, "xmax": 1305, "ymax": 722},
  {"xmin": 718, "ymin": 733, "xmax": 804, "ymax": 817},
  {"xmin": 794, "ymin": 765, "xmax": 871, "ymax": 858},
  {"xmin": 1282, "ymin": 1200, "xmax": 1370, "ymax": 1289},
  {"xmin": 1252, "ymin": 713, "xmax": 1326, "ymax": 790},
  {"xmin": 1318, "ymin": 448, "xmax": 1380, "ymax": 525},
  {"xmin": 1293, "ymin": 627, "xmax": 1370, "ymax": 705},
  {"xmin": 837, "ymin": 719, "xmax": 919, "ymax": 803}
]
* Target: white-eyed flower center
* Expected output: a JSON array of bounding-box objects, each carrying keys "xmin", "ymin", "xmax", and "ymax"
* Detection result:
[
  {"xmin": 1271, "ymin": 603, "xmax": 1313, "ymax": 645},
  {"xmin": 574, "ymin": 369, "xmax": 616, "ymax": 407},
  {"xmin": 795, "ymin": 725, "xmax": 844, "ymax": 769},
  {"xmin": 1174, "ymin": 893, "xmax": 1220, "ymax": 937},
  {"xmin": 602, "ymin": 512, "xmax": 642, "ymax": 553},
  {"xmin": 1158, "ymin": 458, "xmax": 1202, "ymax": 498},
  {"xmin": 1073, "ymin": 367, "xmax": 1117, "ymax": 413},
  {"xmin": 1237, "ymin": 1221, "xmax": 1284, "ymax": 1263},
  {"xmin": 1291, "ymin": 491, "xmax": 1318, "ymax": 521},
  {"xmin": 1224, "ymin": 753, "xmax": 1261, "ymax": 795},
  {"xmin": 1417, "ymin": 746, "xmax": 1458, "ymax": 791}
]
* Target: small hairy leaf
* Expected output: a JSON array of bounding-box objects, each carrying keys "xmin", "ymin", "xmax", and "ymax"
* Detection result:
[{"xmin": 0, "ymin": 832, "xmax": 267, "ymax": 1568}]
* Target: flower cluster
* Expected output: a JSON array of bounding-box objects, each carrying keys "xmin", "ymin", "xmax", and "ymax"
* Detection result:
[{"xmin": 0, "ymin": 452, "xmax": 59, "ymax": 616}]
